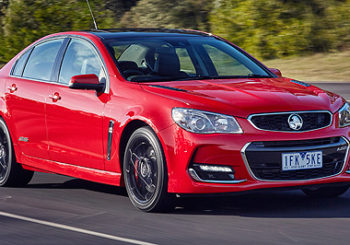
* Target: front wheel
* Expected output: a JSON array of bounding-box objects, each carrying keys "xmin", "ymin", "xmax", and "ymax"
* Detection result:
[
  {"xmin": 302, "ymin": 185, "xmax": 349, "ymax": 198},
  {"xmin": 123, "ymin": 127, "xmax": 173, "ymax": 212},
  {"xmin": 0, "ymin": 119, "xmax": 34, "ymax": 187}
]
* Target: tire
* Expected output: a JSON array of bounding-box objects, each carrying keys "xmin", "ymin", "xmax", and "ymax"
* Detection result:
[
  {"xmin": 123, "ymin": 127, "xmax": 173, "ymax": 212},
  {"xmin": 302, "ymin": 185, "xmax": 349, "ymax": 198},
  {"xmin": 0, "ymin": 119, "xmax": 34, "ymax": 187}
]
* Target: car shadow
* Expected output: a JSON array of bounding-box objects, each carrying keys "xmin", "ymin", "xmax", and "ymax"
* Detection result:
[
  {"xmin": 26, "ymin": 178, "xmax": 128, "ymax": 197},
  {"xmin": 173, "ymin": 190, "xmax": 350, "ymax": 218},
  {"xmin": 25, "ymin": 174, "xmax": 350, "ymax": 218}
]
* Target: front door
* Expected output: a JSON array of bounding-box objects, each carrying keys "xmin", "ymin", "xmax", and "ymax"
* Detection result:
[{"xmin": 46, "ymin": 38, "xmax": 107, "ymax": 170}]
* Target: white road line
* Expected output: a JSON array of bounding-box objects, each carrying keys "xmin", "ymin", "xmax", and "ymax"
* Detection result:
[{"xmin": 0, "ymin": 211, "xmax": 157, "ymax": 245}]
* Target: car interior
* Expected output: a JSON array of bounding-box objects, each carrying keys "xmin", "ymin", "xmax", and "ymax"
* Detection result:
[{"xmin": 116, "ymin": 47, "xmax": 188, "ymax": 82}]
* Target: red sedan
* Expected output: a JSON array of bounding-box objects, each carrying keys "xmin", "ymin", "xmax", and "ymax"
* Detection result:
[{"xmin": 0, "ymin": 29, "xmax": 349, "ymax": 212}]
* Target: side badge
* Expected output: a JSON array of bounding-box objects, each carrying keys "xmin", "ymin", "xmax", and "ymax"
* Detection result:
[{"xmin": 19, "ymin": 137, "xmax": 29, "ymax": 142}]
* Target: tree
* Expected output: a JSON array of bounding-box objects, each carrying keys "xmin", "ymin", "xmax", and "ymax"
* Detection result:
[
  {"xmin": 209, "ymin": 0, "xmax": 350, "ymax": 59},
  {"xmin": 0, "ymin": 0, "xmax": 8, "ymax": 16},
  {"xmin": 120, "ymin": 0, "xmax": 211, "ymax": 31},
  {"xmin": 0, "ymin": 0, "xmax": 115, "ymax": 62},
  {"xmin": 103, "ymin": 0, "xmax": 139, "ymax": 21}
]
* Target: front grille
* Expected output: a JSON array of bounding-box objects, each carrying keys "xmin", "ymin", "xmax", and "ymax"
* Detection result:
[
  {"xmin": 253, "ymin": 137, "xmax": 340, "ymax": 148},
  {"xmin": 243, "ymin": 137, "xmax": 348, "ymax": 181},
  {"xmin": 249, "ymin": 111, "xmax": 332, "ymax": 132}
]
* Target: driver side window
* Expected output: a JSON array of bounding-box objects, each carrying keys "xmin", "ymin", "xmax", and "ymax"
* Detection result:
[{"xmin": 59, "ymin": 39, "xmax": 106, "ymax": 85}]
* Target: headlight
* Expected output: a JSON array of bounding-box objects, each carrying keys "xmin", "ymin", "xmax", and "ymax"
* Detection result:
[
  {"xmin": 339, "ymin": 102, "xmax": 350, "ymax": 128},
  {"xmin": 172, "ymin": 108, "xmax": 243, "ymax": 134}
]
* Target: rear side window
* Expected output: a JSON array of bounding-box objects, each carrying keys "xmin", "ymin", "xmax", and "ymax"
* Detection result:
[
  {"xmin": 12, "ymin": 49, "xmax": 31, "ymax": 77},
  {"xmin": 23, "ymin": 39, "xmax": 64, "ymax": 81}
]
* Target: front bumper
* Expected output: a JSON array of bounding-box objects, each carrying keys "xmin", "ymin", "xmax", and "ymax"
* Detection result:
[
  {"xmin": 159, "ymin": 117, "xmax": 350, "ymax": 194},
  {"xmin": 242, "ymin": 137, "xmax": 348, "ymax": 181}
]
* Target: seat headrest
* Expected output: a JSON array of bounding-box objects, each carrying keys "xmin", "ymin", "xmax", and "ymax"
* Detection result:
[{"xmin": 154, "ymin": 47, "xmax": 181, "ymax": 76}]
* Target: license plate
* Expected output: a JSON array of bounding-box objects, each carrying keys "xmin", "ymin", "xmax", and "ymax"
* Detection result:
[{"xmin": 282, "ymin": 151, "xmax": 323, "ymax": 171}]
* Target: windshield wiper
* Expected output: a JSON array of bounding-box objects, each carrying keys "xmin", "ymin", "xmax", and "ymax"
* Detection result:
[
  {"xmin": 246, "ymin": 74, "xmax": 271, "ymax": 78},
  {"xmin": 176, "ymin": 75, "xmax": 243, "ymax": 81},
  {"xmin": 175, "ymin": 74, "xmax": 271, "ymax": 81},
  {"xmin": 131, "ymin": 74, "xmax": 271, "ymax": 83},
  {"xmin": 129, "ymin": 76, "xmax": 181, "ymax": 83}
]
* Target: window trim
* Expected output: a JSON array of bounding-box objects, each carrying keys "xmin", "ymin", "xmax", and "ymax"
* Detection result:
[
  {"xmin": 9, "ymin": 35, "xmax": 110, "ymax": 94},
  {"xmin": 50, "ymin": 38, "xmax": 70, "ymax": 82}
]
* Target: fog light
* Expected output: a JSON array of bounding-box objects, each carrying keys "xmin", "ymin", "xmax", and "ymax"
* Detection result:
[
  {"xmin": 189, "ymin": 163, "xmax": 235, "ymax": 183},
  {"xmin": 198, "ymin": 164, "xmax": 233, "ymax": 173}
]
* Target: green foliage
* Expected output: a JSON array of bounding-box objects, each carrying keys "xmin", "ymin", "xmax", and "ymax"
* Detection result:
[
  {"xmin": 0, "ymin": 0, "xmax": 349, "ymax": 63},
  {"xmin": 104, "ymin": 0, "xmax": 138, "ymax": 21},
  {"xmin": 0, "ymin": 0, "xmax": 9, "ymax": 16},
  {"xmin": 210, "ymin": 0, "xmax": 350, "ymax": 59},
  {"xmin": 322, "ymin": 0, "xmax": 350, "ymax": 50},
  {"xmin": 120, "ymin": 0, "xmax": 211, "ymax": 31},
  {"xmin": 0, "ymin": 0, "xmax": 115, "ymax": 62}
]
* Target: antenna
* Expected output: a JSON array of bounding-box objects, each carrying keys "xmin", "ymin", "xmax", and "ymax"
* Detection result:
[{"xmin": 86, "ymin": 0, "xmax": 98, "ymax": 30}]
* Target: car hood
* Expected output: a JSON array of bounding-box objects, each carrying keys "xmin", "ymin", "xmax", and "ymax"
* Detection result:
[{"xmin": 141, "ymin": 77, "xmax": 345, "ymax": 118}]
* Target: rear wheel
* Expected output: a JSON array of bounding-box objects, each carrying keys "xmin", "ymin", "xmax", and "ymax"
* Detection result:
[
  {"xmin": 0, "ymin": 119, "xmax": 34, "ymax": 187},
  {"xmin": 302, "ymin": 185, "xmax": 349, "ymax": 198},
  {"xmin": 123, "ymin": 127, "xmax": 173, "ymax": 212}
]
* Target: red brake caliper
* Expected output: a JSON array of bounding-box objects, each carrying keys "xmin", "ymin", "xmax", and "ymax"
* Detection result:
[{"xmin": 134, "ymin": 158, "xmax": 139, "ymax": 182}]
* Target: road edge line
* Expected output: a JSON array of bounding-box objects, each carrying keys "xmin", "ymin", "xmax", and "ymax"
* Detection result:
[{"xmin": 0, "ymin": 211, "xmax": 157, "ymax": 245}]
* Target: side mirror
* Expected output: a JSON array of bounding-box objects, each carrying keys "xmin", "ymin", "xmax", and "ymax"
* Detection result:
[
  {"xmin": 69, "ymin": 74, "xmax": 104, "ymax": 92},
  {"xmin": 268, "ymin": 68, "xmax": 282, "ymax": 77}
]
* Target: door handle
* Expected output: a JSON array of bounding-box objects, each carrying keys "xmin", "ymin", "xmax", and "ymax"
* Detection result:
[
  {"xmin": 49, "ymin": 92, "xmax": 61, "ymax": 102},
  {"xmin": 7, "ymin": 84, "xmax": 17, "ymax": 93}
]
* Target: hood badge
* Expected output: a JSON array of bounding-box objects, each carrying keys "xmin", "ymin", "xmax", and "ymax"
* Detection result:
[{"xmin": 288, "ymin": 114, "xmax": 303, "ymax": 130}]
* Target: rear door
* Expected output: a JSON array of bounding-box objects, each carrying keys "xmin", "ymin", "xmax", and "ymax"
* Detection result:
[
  {"xmin": 5, "ymin": 38, "xmax": 65, "ymax": 160},
  {"xmin": 46, "ymin": 37, "xmax": 107, "ymax": 170}
]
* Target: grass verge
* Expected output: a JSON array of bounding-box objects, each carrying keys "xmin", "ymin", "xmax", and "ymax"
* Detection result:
[{"xmin": 263, "ymin": 50, "xmax": 350, "ymax": 82}]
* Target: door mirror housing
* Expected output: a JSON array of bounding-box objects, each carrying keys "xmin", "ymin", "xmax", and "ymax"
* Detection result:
[
  {"xmin": 268, "ymin": 68, "xmax": 282, "ymax": 77},
  {"xmin": 69, "ymin": 74, "xmax": 104, "ymax": 92}
]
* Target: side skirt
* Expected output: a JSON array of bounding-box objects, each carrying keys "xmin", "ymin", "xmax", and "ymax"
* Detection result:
[{"xmin": 21, "ymin": 153, "xmax": 121, "ymax": 186}]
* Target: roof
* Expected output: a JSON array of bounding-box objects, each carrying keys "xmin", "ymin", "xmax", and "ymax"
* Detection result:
[{"xmin": 85, "ymin": 28, "xmax": 213, "ymax": 40}]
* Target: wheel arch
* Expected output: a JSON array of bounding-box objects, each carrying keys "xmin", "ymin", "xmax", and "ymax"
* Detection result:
[
  {"xmin": 118, "ymin": 119, "xmax": 169, "ymax": 177},
  {"xmin": 0, "ymin": 111, "xmax": 23, "ymax": 165},
  {"xmin": 119, "ymin": 120, "xmax": 149, "ymax": 173},
  {"xmin": 0, "ymin": 103, "xmax": 19, "ymax": 155}
]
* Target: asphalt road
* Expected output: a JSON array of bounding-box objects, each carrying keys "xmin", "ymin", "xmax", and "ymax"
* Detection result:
[
  {"xmin": 312, "ymin": 82, "xmax": 350, "ymax": 101},
  {"xmin": 0, "ymin": 82, "xmax": 350, "ymax": 245}
]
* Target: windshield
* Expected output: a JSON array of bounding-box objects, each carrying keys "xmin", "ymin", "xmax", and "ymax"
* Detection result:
[{"xmin": 105, "ymin": 36, "xmax": 272, "ymax": 82}]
